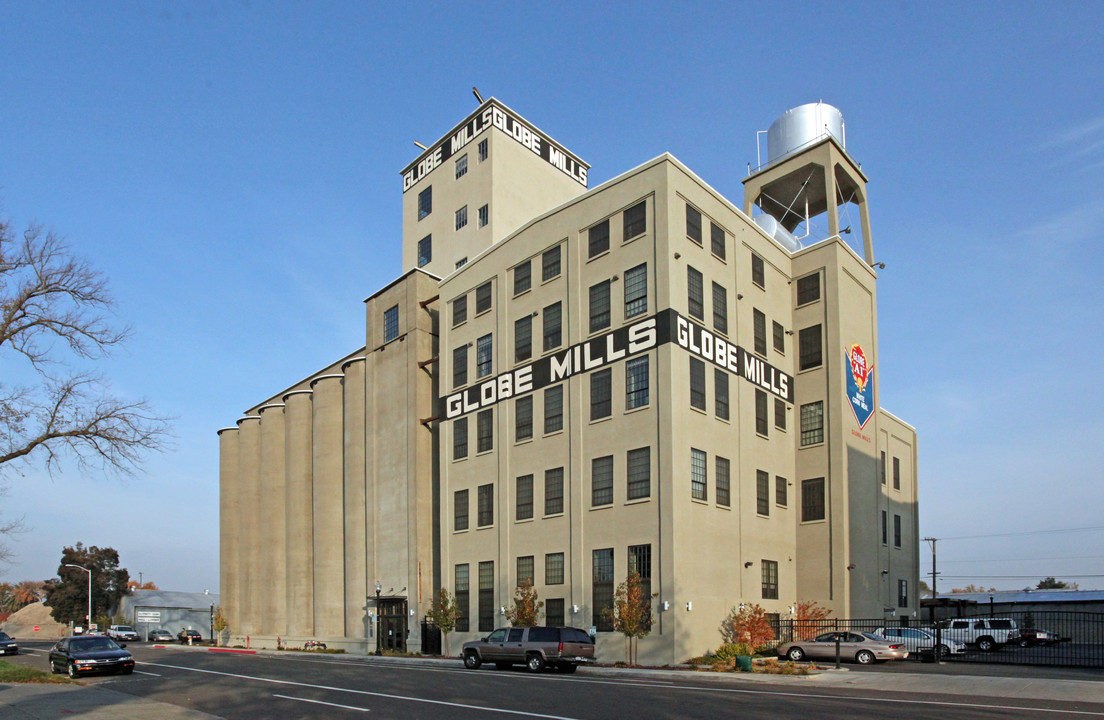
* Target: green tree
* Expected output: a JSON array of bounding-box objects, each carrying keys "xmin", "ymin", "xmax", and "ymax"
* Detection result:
[
  {"xmin": 212, "ymin": 605, "xmax": 229, "ymax": 647},
  {"xmin": 425, "ymin": 588, "xmax": 461, "ymax": 656},
  {"xmin": 1036, "ymin": 577, "xmax": 1073, "ymax": 590},
  {"xmin": 504, "ymin": 579, "xmax": 543, "ymax": 627},
  {"xmin": 720, "ymin": 603, "xmax": 774, "ymax": 651},
  {"xmin": 42, "ymin": 543, "xmax": 129, "ymax": 628},
  {"xmin": 604, "ymin": 572, "xmax": 657, "ymax": 666}
]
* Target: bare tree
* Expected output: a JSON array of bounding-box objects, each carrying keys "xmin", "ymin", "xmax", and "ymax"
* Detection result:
[{"xmin": 0, "ymin": 217, "xmax": 169, "ymax": 477}]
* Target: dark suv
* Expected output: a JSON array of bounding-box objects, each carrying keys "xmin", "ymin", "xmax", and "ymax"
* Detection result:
[{"xmin": 462, "ymin": 626, "xmax": 595, "ymax": 673}]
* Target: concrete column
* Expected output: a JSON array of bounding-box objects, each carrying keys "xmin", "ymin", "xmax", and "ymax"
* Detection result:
[
  {"xmin": 217, "ymin": 427, "xmax": 240, "ymax": 639},
  {"xmin": 258, "ymin": 403, "xmax": 287, "ymax": 637},
  {"xmin": 311, "ymin": 374, "xmax": 345, "ymax": 638},
  {"xmin": 236, "ymin": 415, "xmax": 262, "ymax": 636},
  {"xmin": 284, "ymin": 390, "xmax": 314, "ymax": 638},
  {"xmin": 343, "ymin": 358, "xmax": 368, "ymax": 641}
]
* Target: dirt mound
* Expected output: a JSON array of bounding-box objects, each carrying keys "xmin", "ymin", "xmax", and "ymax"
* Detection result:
[{"xmin": 1, "ymin": 601, "xmax": 67, "ymax": 639}]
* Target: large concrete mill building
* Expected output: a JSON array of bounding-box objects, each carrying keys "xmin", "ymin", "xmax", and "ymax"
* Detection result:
[{"xmin": 218, "ymin": 98, "xmax": 919, "ymax": 664}]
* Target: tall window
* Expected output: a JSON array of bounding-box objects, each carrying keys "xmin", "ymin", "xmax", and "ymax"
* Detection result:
[
  {"xmin": 714, "ymin": 369, "xmax": 729, "ymax": 420},
  {"xmin": 543, "ymin": 301, "xmax": 562, "ymax": 351},
  {"xmin": 545, "ymin": 553, "xmax": 564, "ymax": 585},
  {"xmin": 689, "ymin": 358, "xmax": 706, "ymax": 410},
  {"xmin": 691, "ymin": 448, "xmax": 707, "ymax": 501},
  {"xmin": 452, "ymin": 295, "xmax": 467, "ymax": 327},
  {"xmin": 514, "ymin": 260, "xmax": 531, "ymax": 296},
  {"xmin": 516, "ymin": 476, "xmax": 534, "ymax": 520},
  {"xmin": 623, "ymin": 201, "xmax": 646, "ymax": 238},
  {"xmin": 685, "ymin": 204, "xmax": 702, "ymax": 244},
  {"xmin": 894, "ymin": 514, "xmax": 902, "ymax": 547},
  {"xmin": 453, "ymin": 345, "xmax": 468, "ymax": 389},
  {"xmin": 455, "ymin": 153, "xmax": 468, "ymax": 178},
  {"xmin": 476, "ymin": 334, "xmax": 493, "ymax": 377},
  {"xmin": 627, "ymin": 544, "xmax": 652, "ymax": 629},
  {"xmin": 761, "ymin": 560, "xmax": 779, "ymax": 599},
  {"xmin": 756, "ymin": 470, "xmax": 770, "ymax": 516},
  {"xmin": 773, "ymin": 321, "xmax": 785, "ymax": 353},
  {"xmin": 478, "ymin": 138, "xmax": 488, "ymax": 161},
  {"xmin": 514, "ymin": 316, "xmax": 532, "ymax": 362},
  {"xmin": 418, "ymin": 186, "xmax": 432, "ymax": 220},
  {"xmin": 716, "ymin": 456, "xmax": 730, "ymax": 507},
  {"xmin": 712, "ymin": 282, "xmax": 728, "ymax": 334},
  {"xmin": 545, "ymin": 598, "xmax": 565, "ymax": 628},
  {"xmin": 517, "ymin": 556, "xmax": 535, "ymax": 586},
  {"xmin": 898, "ymin": 579, "xmax": 908, "ymax": 608},
  {"xmin": 753, "ymin": 309, "xmax": 767, "ymax": 356},
  {"xmin": 417, "ymin": 235, "xmax": 432, "ymax": 267},
  {"xmin": 545, "ymin": 467, "xmax": 564, "ymax": 515},
  {"xmin": 542, "ymin": 245, "xmax": 561, "ymax": 281},
  {"xmin": 544, "ymin": 384, "xmax": 563, "ymax": 433},
  {"xmin": 478, "ymin": 561, "xmax": 494, "ymax": 632},
  {"xmin": 515, "ymin": 396, "xmax": 533, "ymax": 442},
  {"xmin": 776, "ymin": 476, "xmax": 788, "ymax": 507},
  {"xmin": 384, "ymin": 305, "xmax": 399, "ymax": 342},
  {"xmin": 627, "ymin": 447, "xmax": 650, "ymax": 500},
  {"xmin": 802, "ymin": 478, "xmax": 826, "ymax": 521},
  {"xmin": 475, "ymin": 281, "xmax": 492, "ymax": 314},
  {"xmin": 477, "ymin": 408, "xmax": 493, "ymax": 453},
  {"xmin": 588, "ymin": 219, "xmax": 610, "ymax": 257},
  {"xmin": 477, "ymin": 483, "xmax": 493, "ymax": 527},
  {"xmin": 797, "ymin": 273, "xmax": 821, "ymax": 305},
  {"xmin": 711, "ymin": 221, "xmax": 725, "ymax": 259},
  {"xmin": 455, "ymin": 564, "xmax": 470, "ymax": 632},
  {"xmin": 882, "ymin": 510, "xmax": 888, "ymax": 544},
  {"xmin": 799, "ymin": 325, "xmax": 823, "ymax": 370},
  {"xmin": 593, "ymin": 549, "xmax": 614, "ymax": 631},
  {"xmin": 591, "ymin": 455, "xmax": 614, "ymax": 507},
  {"xmin": 880, "ymin": 451, "xmax": 887, "ymax": 485},
  {"xmin": 453, "ymin": 417, "xmax": 468, "ymax": 460},
  {"xmin": 624, "ymin": 263, "xmax": 647, "ymax": 317},
  {"xmin": 590, "ymin": 368, "xmax": 612, "ymax": 420},
  {"xmin": 751, "ymin": 252, "xmax": 764, "ymax": 288},
  {"xmin": 455, "ymin": 205, "xmax": 468, "ymax": 230},
  {"xmin": 625, "ymin": 356, "xmax": 649, "ymax": 409},
  {"xmin": 775, "ymin": 398, "xmax": 787, "ymax": 430},
  {"xmin": 454, "ymin": 489, "xmax": 468, "ymax": 531},
  {"xmin": 478, "ymin": 204, "xmax": 489, "ymax": 227},
  {"xmin": 893, "ymin": 457, "xmax": 901, "ymax": 490},
  {"xmin": 800, "ymin": 401, "xmax": 824, "ymax": 445},
  {"xmin": 755, "ymin": 389, "xmax": 769, "ymax": 436},
  {"xmin": 589, "ymin": 280, "xmax": 611, "ymax": 332},
  {"xmin": 687, "ymin": 266, "xmax": 704, "ymax": 320}
]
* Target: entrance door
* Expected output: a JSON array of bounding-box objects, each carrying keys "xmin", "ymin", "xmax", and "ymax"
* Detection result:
[{"xmin": 379, "ymin": 599, "xmax": 407, "ymax": 653}]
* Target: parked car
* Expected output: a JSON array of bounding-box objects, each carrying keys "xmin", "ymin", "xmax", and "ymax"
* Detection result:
[
  {"xmin": 873, "ymin": 627, "xmax": 965, "ymax": 656},
  {"xmin": 107, "ymin": 625, "xmax": 140, "ymax": 642},
  {"xmin": 776, "ymin": 631, "xmax": 909, "ymax": 664},
  {"xmin": 0, "ymin": 631, "xmax": 18, "ymax": 656},
  {"xmin": 462, "ymin": 626, "xmax": 595, "ymax": 673},
  {"xmin": 1010, "ymin": 628, "xmax": 1060, "ymax": 647},
  {"xmin": 48, "ymin": 635, "xmax": 134, "ymax": 678},
  {"xmin": 177, "ymin": 629, "xmax": 204, "ymax": 645},
  {"xmin": 148, "ymin": 629, "xmax": 174, "ymax": 642},
  {"xmin": 934, "ymin": 618, "xmax": 1018, "ymax": 651}
]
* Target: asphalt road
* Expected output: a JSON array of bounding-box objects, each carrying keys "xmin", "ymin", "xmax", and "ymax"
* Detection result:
[{"xmin": 9, "ymin": 641, "xmax": 1104, "ymax": 720}]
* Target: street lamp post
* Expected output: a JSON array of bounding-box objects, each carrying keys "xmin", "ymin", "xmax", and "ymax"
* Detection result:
[
  {"xmin": 375, "ymin": 581, "xmax": 382, "ymax": 656},
  {"xmin": 64, "ymin": 564, "xmax": 92, "ymax": 634}
]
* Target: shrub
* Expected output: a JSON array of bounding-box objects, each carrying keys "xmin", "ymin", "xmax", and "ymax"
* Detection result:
[
  {"xmin": 712, "ymin": 642, "xmax": 755, "ymax": 662},
  {"xmin": 719, "ymin": 603, "xmax": 774, "ymax": 651}
]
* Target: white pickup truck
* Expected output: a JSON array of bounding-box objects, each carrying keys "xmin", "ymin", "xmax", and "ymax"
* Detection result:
[
  {"xmin": 932, "ymin": 618, "xmax": 1018, "ymax": 651},
  {"xmin": 106, "ymin": 625, "xmax": 140, "ymax": 642}
]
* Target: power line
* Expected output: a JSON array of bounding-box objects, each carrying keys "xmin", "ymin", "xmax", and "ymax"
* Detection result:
[
  {"xmin": 937, "ymin": 525, "xmax": 1104, "ymax": 541},
  {"xmin": 940, "ymin": 555, "xmax": 1104, "ymax": 564},
  {"xmin": 940, "ymin": 574, "xmax": 1104, "ymax": 580}
]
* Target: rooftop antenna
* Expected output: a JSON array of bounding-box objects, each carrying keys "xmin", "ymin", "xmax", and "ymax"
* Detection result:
[{"xmin": 472, "ymin": 86, "xmax": 484, "ymax": 104}]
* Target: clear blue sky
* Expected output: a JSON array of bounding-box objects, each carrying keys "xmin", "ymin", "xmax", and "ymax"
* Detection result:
[{"xmin": 2, "ymin": 1, "xmax": 1102, "ymax": 595}]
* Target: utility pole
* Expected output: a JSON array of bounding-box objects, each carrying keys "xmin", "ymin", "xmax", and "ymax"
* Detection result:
[{"xmin": 922, "ymin": 537, "xmax": 941, "ymax": 664}]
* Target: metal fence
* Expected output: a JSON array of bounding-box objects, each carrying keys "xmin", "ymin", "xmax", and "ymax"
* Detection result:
[{"xmin": 772, "ymin": 611, "xmax": 1104, "ymax": 668}]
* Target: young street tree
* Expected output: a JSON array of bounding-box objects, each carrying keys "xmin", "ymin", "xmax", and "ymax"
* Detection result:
[
  {"xmin": 426, "ymin": 588, "xmax": 461, "ymax": 656},
  {"xmin": 605, "ymin": 571, "xmax": 657, "ymax": 666},
  {"xmin": 43, "ymin": 543, "xmax": 130, "ymax": 628},
  {"xmin": 504, "ymin": 579, "xmax": 543, "ymax": 627},
  {"xmin": 720, "ymin": 602, "xmax": 775, "ymax": 651}
]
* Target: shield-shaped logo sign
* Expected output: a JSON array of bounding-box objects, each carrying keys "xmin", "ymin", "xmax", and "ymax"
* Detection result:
[{"xmin": 846, "ymin": 344, "xmax": 875, "ymax": 429}]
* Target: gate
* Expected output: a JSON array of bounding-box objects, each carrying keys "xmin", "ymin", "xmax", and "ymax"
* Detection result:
[{"xmin": 420, "ymin": 618, "xmax": 442, "ymax": 656}]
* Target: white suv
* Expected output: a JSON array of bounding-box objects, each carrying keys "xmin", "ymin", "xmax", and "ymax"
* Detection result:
[{"xmin": 934, "ymin": 618, "xmax": 1018, "ymax": 651}]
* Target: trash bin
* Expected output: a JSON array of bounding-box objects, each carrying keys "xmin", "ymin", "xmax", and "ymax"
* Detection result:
[
  {"xmin": 736, "ymin": 655, "xmax": 753, "ymax": 672},
  {"xmin": 918, "ymin": 648, "xmax": 936, "ymax": 663}
]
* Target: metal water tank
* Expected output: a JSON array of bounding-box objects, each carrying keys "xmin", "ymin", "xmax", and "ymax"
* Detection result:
[{"xmin": 766, "ymin": 103, "xmax": 845, "ymax": 164}]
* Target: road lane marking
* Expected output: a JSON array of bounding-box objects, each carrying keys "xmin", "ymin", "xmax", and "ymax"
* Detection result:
[
  {"xmin": 274, "ymin": 694, "xmax": 370, "ymax": 712},
  {"xmin": 136, "ymin": 670, "xmax": 161, "ymax": 676}
]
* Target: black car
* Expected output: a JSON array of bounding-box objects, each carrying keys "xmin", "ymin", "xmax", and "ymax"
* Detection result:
[
  {"xmin": 177, "ymin": 629, "xmax": 204, "ymax": 644},
  {"xmin": 0, "ymin": 631, "xmax": 18, "ymax": 655},
  {"xmin": 48, "ymin": 635, "xmax": 134, "ymax": 678}
]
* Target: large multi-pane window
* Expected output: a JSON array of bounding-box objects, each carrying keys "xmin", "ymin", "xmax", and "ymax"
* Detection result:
[
  {"xmin": 544, "ymin": 385, "xmax": 563, "ymax": 433},
  {"xmin": 624, "ymin": 201, "xmax": 646, "ymax": 238},
  {"xmin": 478, "ymin": 561, "xmax": 494, "ymax": 632},
  {"xmin": 802, "ymin": 478, "xmax": 826, "ymax": 521},
  {"xmin": 591, "ymin": 455, "xmax": 614, "ymax": 507},
  {"xmin": 751, "ymin": 252, "xmax": 765, "ymax": 287},
  {"xmin": 455, "ymin": 564, "xmax": 470, "ymax": 632},
  {"xmin": 545, "ymin": 552, "xmax": 564, "ymax": 584},
  {"xmin": 799, "ymin": 325, "xmax": 823, "ymax": 370},
  {"xmin": 894, "ymin": 514, "xmax": 902, "ymax": 547},
  {"xmin": 545, "ymin": 598, "xmax": 565, "ymax": 627},
  {"xmin": 627, "ymin": 447, "xmax": 650, "ymax": 500},
  {"xmin": 687, "ymin": 266, "xmax": 704, "ymax": 320},
  {"xmin": 714, "ymin": 369, "xmax": 729, "ymax": 420},
  {"xmin": 453, "ymin": 417, "xmax": 468, "ymax": 460},
  {"xmin": 455, "ymin": 206, "xmax": 468, "ymax": 230},
  {"xmin": 716, "ymin": 456, "xmax": 730, "ymax": 507},
  {"xmin": 775, "ymin": 398, "xmax": 787, "ymax": 430},
  {"xmin": 418, "ymin": 186, "xmax": 432, "ymax": 220},
  {"xmin": 478, "ymin": 204, "xmax": 489, "ymax": 227},
  {"xmin": 624, "ymin": 263, "xmax": 647, "ymax": 317},
  {"xmin": 545, "ymin": 467, "xmax": 564, "ymax": 515},
  {"xmin": 417, "ymin": 235, "xmax": 432, "ymax": 267},
  {"xmin": 514, "ymin": 316, "xmax": 532, "ymax": 362},
  {"xmin": 477, "ymin": 483, "xmax": 494, "ymax": 527},
  {"xmin": 589, "ymin": 280, "xmax": 611, "ymax": 332},
  {"xmin": 517, "ymin": 556, "xmax": 535, "ymax": 586},
  {"xmin": 756, "ymin": 470, "xmax": 770, "ymax": 516},
  {"xmin": 515, "ymin": 396, "xmax": 533, "ymax": 442},
  {"xmin": 516, "ymin": 474, "xmax": 534, "ymax": 521},
  {"xmin": 455, "ymin": 153, "xmax": 468, "ymax": 179},
  {"xmin": 627, "ymin": 544, "xmax": 652, "ymax": 629},
  {"xmin": 691, "ymin": 448, "xmax": 707, "ymax": 501},
  {"xmin": 543, "ymin": 302, "xmax": 562, "ymax": 351},
  {"xmin": 593, "ymin": 549, "xmax": 615, "ymax": 631},
  {"xmin": 800, "ymin": 401, "xmax": 824, "ymax": 445},
  {"xmin": 452, "ymin": 295, "xmax": 467, "ymax": 327},
  {"xmin": 797, "ymin": 273, "xmax": 821, "ymax": 305},
  {"xmin": 384, "ymin": 305, "xmax": 399, "ymax": 342},
  {"xmin": 711, "ymin": 221, "xmax": 725, "ymax": 259},
  {"xmin": 689, "ymin": 357, "xmax": 706, "ymax": 410},
  {"xmin": 625, "ymin": 356, "xmax": 649, "ymax": 409},
  {"xmin": 762, "ymin": 560, "xmax": 779, "ymax": 599},
  {"xmin": 591, "ymin": 368, "xmax": 612, "ymax": 420},
  {"xmin": 686, "ymin": 204, "xmax": 702, "ymax": 244},
  {"xmin": 542, "ymin": 245, "xmax": 561, "ymax": 281},
  {"xmin": 776, "ymin": 476, "xmax": 788, "ymax": 507},
  {"xmin": 753, "ymin": 309, "xmax": 767, "ymax": 356},
  {"xmin": 477, "ymin": 409, "xmax": 493, "ymax": 453},
  {"xmin": 712, "ymin": 282, "xmax": 728, "ymax": 334},
  {"xmin": 476, "ymin": 334, "xmax": 493, "ymax": 377},
  {"xmin": 453, "ymin": 345, "xmax": 468, "ymax": 389},
  {"xmin": 454, "ymin": 489, "xmax": 468, "ymax": 531},
  {"xmin": 475, "ymin": 281, "xmax": 492, "ymax": 314},
  {"xmin": 755, "ymin": 389, "xmax": 769, "ymax": 435},
  {"xmin": 514, "ymin": 260, "xmax": 531, "ymax": 296},
  {"xmin": 588, "ymin": 219, "xmax": 610, "ymax": 257},
  {"xmin": 773, "ymin": 321, "xmax": 785, "ymax": 354}
]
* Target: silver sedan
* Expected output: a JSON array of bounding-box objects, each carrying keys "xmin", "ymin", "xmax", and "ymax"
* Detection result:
[{"xmin": 776, "ymin": 631, "xmax": 909, "ymax": 664}]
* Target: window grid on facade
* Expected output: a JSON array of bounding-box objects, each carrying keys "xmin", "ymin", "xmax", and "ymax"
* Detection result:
[
  {"xmin": 687, "ymin": 266, "xmax": 704, "ymax": 320},
  {"xmin": 627, "ymin": 447, "xmax": 650, "ymax": 500},
  {"xmin": 625, "ymin": 356, "xmax": 649, "ymax": 409},
  {"xmin": 476, "ymin": 281, "xmax": 492, "ymax": 314},
  {"xmin": 799, "ymin": 325, "xmax": 823, "ymax": 370},
  {"xmin": 797, "ymin": 273, "xmax": 821, "ymax": 305},
  {"xmin": 417, "ymin": 235, "xmax": 431, "ymax": 267},
  {"xmin": 686, "ymin": 204, "xmax": 702, "ymax": 244},
  {"xmin": 691, "ymin": 448, "xmax": 707, "ymax": 501},
  {"xmin": 624, "ymin": 263, "xmax": 648, "ymax": 317},
  {"xmin": 477, "ymin": 409, "xmax": 493, "ymax": 453},
  {"xmin": 762, "ymin": 560, "xmax": 779, "ymax": 599},
  {"xmin": 800, "ymin": 401, "xmax": 824, "ymax": 445},
  {"xmin": 753, "ymin": 309, "xmax": 767, "ymax": 356},
  {"xmin": 514, "ymin": 260, "xmax": 531, "ymax": 296},
  {"xmin": 478, "ymin": 203, "xmax": 489, "ymax": 227},
  {"xmin": 712, "ymin": 282, "xmax": 728, "ymax": 334},
  {"xmin": 775, "ymin": 398, "xmax": 787, "ymax": 430},
  {"xmin": 588, "ymin": 219, "xmax": 610, "ymax": 257},
  {"xmin": 545, "ymin": 598, "xmax": 565, "ymax": 627},
  {"xmin": 455, "ymin": 153, "xmax": 468, "ymax": 179},
  {"xmin": 593, "ymin": 549, "xmax": 614, "ymax": 631},
  {"xmin": 542, "ymin": 245, "xmax": 561, "ymax": 281},
  {"xmin": 476, "ymin": 334, "xmax": 493, "ymax": 377},
  {"xmin": 418, "ymin": 186, "xmax": 432, "ymax": 220},
  {"xmin": 591, "ymin": 455, "xmax": 614, "ymax": 507},
  {"xmin": 545, "ymin": 467, "xmax": 564, "ymax": 515},
  {"xmin": 776, "ymin": 476, "xmax": 788, "ymax": 507},
  {"xmin": 757, "ymin": 470, "xmax": 770, "ymax": 516},
  {"xmin": 627, "ymin": 544, "xmax": 652, "ymax": 629},
  {"xmin": 714, "ymin": 369, "xmax": 730, "ymax": 420},
  {"xmin": 453, "ymin": 417, "xmax": 468, "ymax": 460},
  {"xmin": 454, "ymin": 489, "xmax": 468, "ymax": 531},
  {"xmin": 545, "ymin": 552, "xmax": 564, "ymax": 584},
  {"xmin": 689, "ymin": 357, "xmax": 706, "ymax": 411},
  {"xmin": 893, "ymin": 457, "xmax": 901, "ymax": 490},
  {"xmin": 455, "ymin": 564, "xmax": 470, "ymax": 632},
  {"xmin": 755, "ymin": 389, "xmax": 769, "ymax": 436},
  {"xmin": 590, "ymin": 368, "xmax": 612, "ymax": 420},
  {"xmin": 751, "ymin": 252, "xmax": 765, "ymax": 287},
  {"xmin": 453, "ymin": 345, "xmax": 468, "ymax": 389},
  {"xmin": 477, "ymin": 483, "xmax": 494, "ymax": 527},
  {"xmin": 516, "ymin": 474, "xmax": 534, "ymax": 521},
  {"xmin": 802, "ymin": 478, "xmax": 826, "ymax": 521},
  {"xmin": 589, "ymin": 280, "xmax": 611, "ymax": 332},
  {"xmin": 515, "ymin": 396, "xmax": 533, "ymax": 442},
  {"xmin": 543, "ymin": 301, "xmax": 562, "ymax": 351},
  {"xmin": 384, "ymin": 305, "xmax": 399, "ymax": 342},
  {"xmin": 894, "ymin": 514, "xmax": 902, "ymax": 547},
  {"xmin": 455, "ymin": 206, "xmax": 468, "ymax": 230},
  {"xmin": 514, "ymin": 316, "xmax": 532, "ymax": 363},
  {"xmin": 478, "ymin": 561, "xmax": 494, "ymax": 632},
  {"xmin": 773, "ymin": 321, "xmax": 785, "ymax": 353},
  {"xmin": 517, "ymin": 555, "xmax": 535, "ymax": 586},
  {"xmin": 624, "ymin": 201, "xmax": 646, "ymax": 238},
  {"xmin": 452, "ymin": 295, "xmax": 467, "ymax": 327},
  {"xmin": 478, "ymin": 138, "xmax": 488, "ymax": 161},
  {"xmin": 544, "ymin": 385, "xmax": 563, "ymax": 434},
  {"xmin": 716, "ymin": 456, "xmax": 730, "ymax": 507},
  {"xmin": 711, "ymin": 222, "xmax": 725, "ymax": 259}
]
